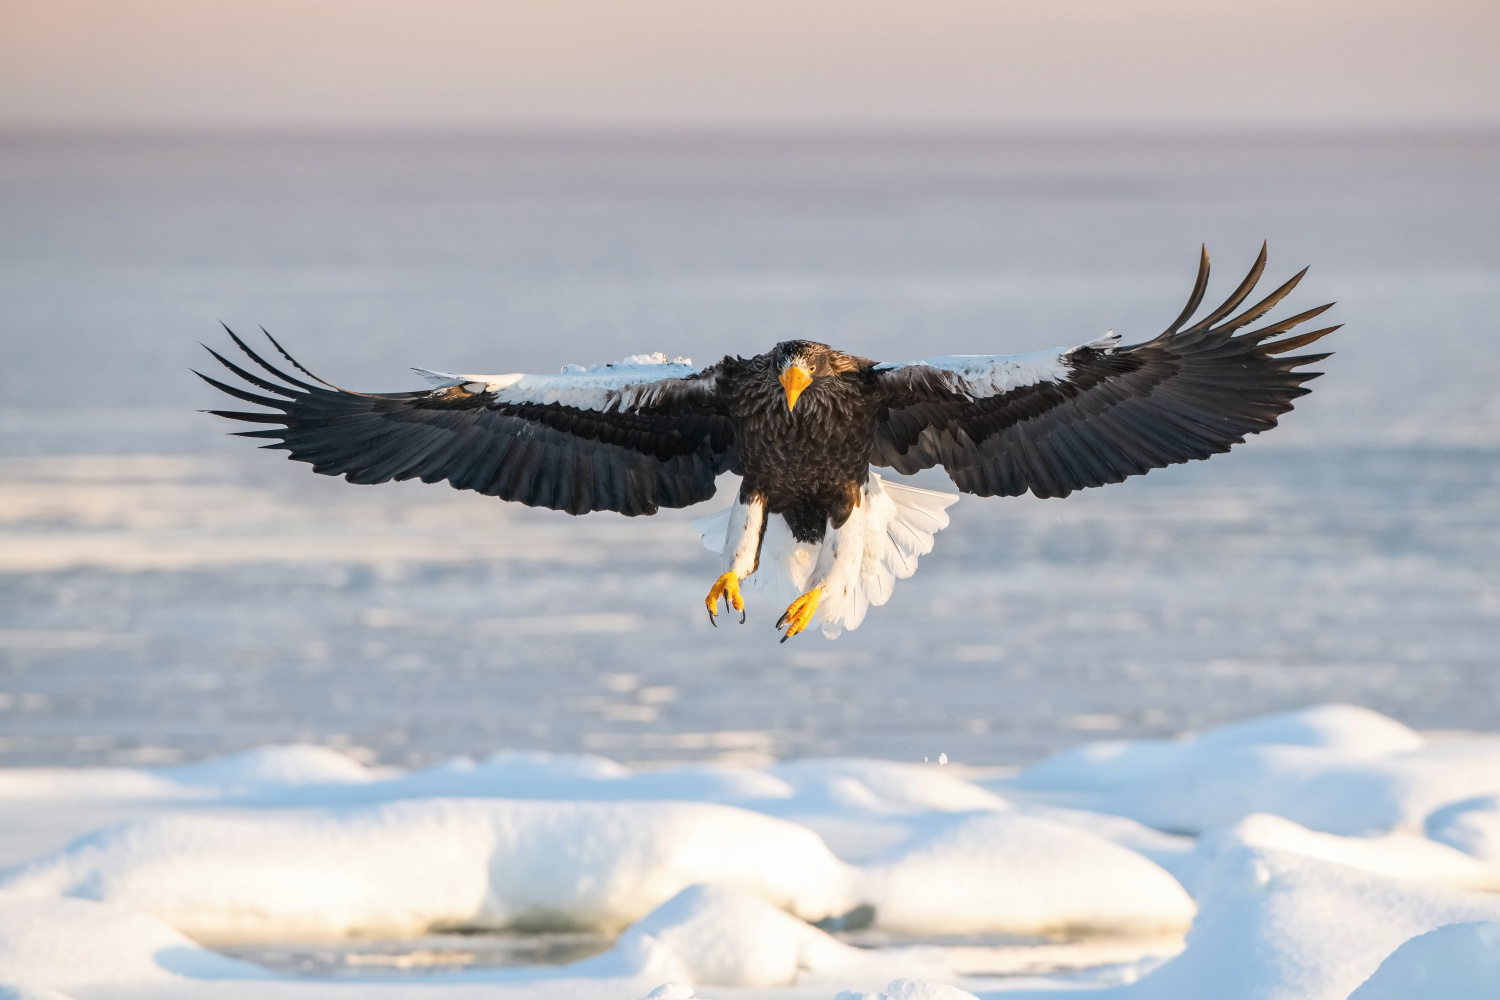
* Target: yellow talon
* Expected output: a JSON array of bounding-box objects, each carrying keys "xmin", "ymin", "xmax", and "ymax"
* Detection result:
[
  {"xmin": 705, "ymin": 572, "xmax": 744, "ymax": 625},
  {"xmin": 776, "ymin": 588, "xmax": 822, "ymax": 642}
]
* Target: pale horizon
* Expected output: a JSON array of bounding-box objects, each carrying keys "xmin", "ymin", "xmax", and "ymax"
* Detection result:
[{"xmin": 4, "ymin": 0, "xmax": 1498, "ymax": 130}]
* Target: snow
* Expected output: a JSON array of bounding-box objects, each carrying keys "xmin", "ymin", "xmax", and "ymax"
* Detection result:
[
  {"xmin": 1013, "ymin": 703, "xmax": 1425, "ymax": 794},
  {"xmin": 160, "ymin": 744, "xmax": 382, "ymax": 790},
  {"xmin": 1427, "ymin": 796, "xmax": 1500, "ymax": 863},
  {"xmin": 0, "ymin": 746, "xmax": 379, "ymax": 804},
  {"xmin": 1010, "ymin": 703, "xmax": 1500, "ymax": 836},
  {"xmin": 4, "ymin": 704, "xmax": 1500, "ymax": 999},
  {"xmin": 859, "ymin": 812, "xmax": 1195, "ymax": 935},
  {"xmin": 0, "ymin": 800, "xmax": 858, "ymax": 942},
  {"xmin": 1118, "ymin": 846, "xmax": 1500, "ymax": 1000},
  {"xmin": 0, "ymin": 895, "xmax": 268, "ymax": 991},
  {"xmin": 835, "ymin": 981, "xmax": 980, "ymax": 1000},
  {"xmin": 1179, "ymin": 813, "xmax": 1500, "ymax": 894},
  {"xmin": 767, "ymin": 758, "xmax": 1007, "ymax": 814},
  {"xmin": 1348, "ymin": 922, "xmax": 1500, "ymax": 1000},
  {"xmin": 575, "ymin": 884, "xmax": 949, "ymax": 988}
]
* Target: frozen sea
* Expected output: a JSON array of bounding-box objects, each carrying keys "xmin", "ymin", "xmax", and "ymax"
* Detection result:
[{"xmin": 2, "ymin": 129, "xmax": 1498, "ymax": 770}]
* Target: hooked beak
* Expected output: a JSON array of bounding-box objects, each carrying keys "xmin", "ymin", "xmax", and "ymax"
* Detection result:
[{"xmin": 779, "ymin": 365, "xmax": 813, "ymax": 412}]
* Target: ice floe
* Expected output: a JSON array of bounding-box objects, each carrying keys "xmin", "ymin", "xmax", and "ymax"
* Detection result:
[
  {"xmin": 2, "ymin": 703, "xmax": 1500, "ymax": 998},
  {"xmin": 0, "ymin": 800, "xmax": 857, "ymax": 941}
]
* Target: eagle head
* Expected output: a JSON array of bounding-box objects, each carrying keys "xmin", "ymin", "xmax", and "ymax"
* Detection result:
[{"xmin": 771, "ymin": 340, "xmax": 860, "ymax": 412}]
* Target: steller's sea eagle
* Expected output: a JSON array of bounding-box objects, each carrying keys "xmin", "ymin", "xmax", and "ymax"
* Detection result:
[{"xmin": 201, "ymin": 245, "xmax": 1338, "ymax": 641}]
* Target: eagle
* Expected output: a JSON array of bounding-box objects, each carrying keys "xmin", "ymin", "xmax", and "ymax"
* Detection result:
[{"xmin": 200, "ymin": 245, "xmax": 1337, "ymax": 642}]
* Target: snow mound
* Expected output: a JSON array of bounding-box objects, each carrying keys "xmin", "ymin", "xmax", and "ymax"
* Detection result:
[
  {"xmin": 1180, "ymin": 813, "xmax": 1500, "ymax": 894},
  {"xmin": 861, "ymin": 812, "xmax": 1195, "ymax": 935},
  {"xmin": 1190, "ymin": 704, "xmax": 1424, "ymax": 757},
  {"xmin": 835, "ymin": 980, "xmax": 979, "ymax": 1000},
  {"xmin": 0, "ymin": 746, "xmax": 376, "ymax": 803},
  {"xmin": 0, "ymin": 895, "xmax": 266, "ymax": 991},
  {"xmin": 375, "ymin": 753, "xmax": 794, "ymax": 807},
  {"xmin": 0, "ymin": 769, "xmax": 190, "ymax": 803},
  {"xmin": 580, "ymin": 885, "xmax": 953, "ymax": 989},
  {"xmin": 1120, "ymin": 847, "xmax": 1500, "ymax": 1000},
  {"xmin": 0, "ymin": 800, "xmax": 856, "ymax": 942},
  {"xmin": 1015, "ymin": 704, "xmax": 1500, "ymax": 836},
  {"xmin": 1017, "ymin": 704, "xmax": 1423, "ymax": 795},
  {"xmin": 581, "ymin": 884, "xmax": 868, "ymax": 988},
  {"xmin": 0, "ymin": 745, "xmax": 1014, "ymax": 816},
  {"xmin": 768, "ymin": 759, "xmax": 1007, "ymax": 814},
  {"xmin": 1015, "ymin": 803, "xmax": 1197, "ymax": 878},
  {"xmin": 1427, "ymin": 796, "xmax": 1500, "ymax": 862},
  {"xmin": 160, "ymin": 744, "xmax": 377, "ymax": 789},
  {"xmin": 1014, "ymin": 704, "xmax": 1422, "ymax": 797},
  {"xmin": 1112, "ymin": 740, "xmax": 1500, "ymax": 836},
  {"xmin": 0, "ymin": 792, "xmax": 1190, "ymax": 940},
  {"xmin": 1348, "ymin": 922, "xmax": 1500, "ymax": 1000}
]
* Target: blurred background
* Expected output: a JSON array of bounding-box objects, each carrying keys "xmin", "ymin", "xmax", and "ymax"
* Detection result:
[{"xmin": 2, "ymin": 1, "xmax": 1497, "ymax": 770}]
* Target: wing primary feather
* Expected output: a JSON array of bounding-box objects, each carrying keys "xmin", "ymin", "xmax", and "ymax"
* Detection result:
[
  {"xmin": 193, "ymin": 371, "xmax": 292, "ymax": 410},
  {"xmin": 1218, "ymin": 266, "xmax": 1308, "ymax": 333},
  {"xmin": 869, "ymin": 243, "xmax": 1337, "ymax": 502},
  {"xmin": 201, "ymin": 344, "xmax": 300, "ymax": 397},
  {"xmin": 1161, "ymin": 245, "xmax": 1212, "ymax": 337},
  {"xmin": 221, "ymin": 324, "xmax": 321, "ymax": 392},
  {"xmin": 1183, "ymin": 242, "xmax": 1267, "ymax": 334},
  {"xmin": 259, "ymin": 327, "xmax": 350, "ymax": 393},
  {"xmin": 1240, "ymin": 303, "xmax": 1337, "ymax": 343},
  {"xmin": 1261, "ymin": 325, "xmax": 1343, "ymax": 356},
  {"xmin": 206, "ymin": 409, "xmax": 289, "ymax": 424}
]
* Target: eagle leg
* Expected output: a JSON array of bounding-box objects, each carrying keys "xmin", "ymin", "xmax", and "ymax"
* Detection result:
[
  {"xmin": 705, "ymin": 492, "xmax": 765, "ymax": 628},
  {"xmin": 776, "ymin": 589, "xmax": 823, "ymax": 642},
  {"xmin": 704, "ymin": 572, "xmax": 745, "ymax": 626}
]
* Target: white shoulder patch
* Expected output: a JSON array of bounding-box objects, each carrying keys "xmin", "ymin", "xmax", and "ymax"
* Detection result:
[
  {"xmin": 875, "ymin": 347, "xmax": 1071, "ymax": 399},
  {"xmin": 877, "ymin": 331, "xmax": 1121, "ymax": 400},
  {"xmin": 412, "ymin": 353, "xmax": 700, "ymax": 411}
]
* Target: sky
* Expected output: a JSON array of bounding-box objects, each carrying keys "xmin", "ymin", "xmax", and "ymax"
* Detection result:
[{"xmin": 2, "ymin": 0, "xmax": 1498, "ymax": 130}]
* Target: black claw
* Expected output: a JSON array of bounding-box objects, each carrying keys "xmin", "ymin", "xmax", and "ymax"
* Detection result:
[
  {"xmin": 739, "ymin": 608, "xmax": 747, "ymax": 625},
  {"xmin": 779, "ymin": 632, "xmax": 790, "ymax": 644},
  {"xmin": 707, "ymin": 606, "xmax": 717, "ymax": 627}
]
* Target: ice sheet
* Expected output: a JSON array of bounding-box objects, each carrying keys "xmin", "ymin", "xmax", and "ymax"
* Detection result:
[{"xmin": 0, "ymin": 706, "xmax": 1498, "ymax": 998}]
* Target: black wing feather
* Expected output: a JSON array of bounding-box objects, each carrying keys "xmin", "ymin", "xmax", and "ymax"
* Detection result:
[
  {"xmin": 872, "ymin": 246, "xmax": 1339, "ymax": 499},
  {"xmin": 200, "ymin": 334, "xmax": 736, "ymax": 517}
]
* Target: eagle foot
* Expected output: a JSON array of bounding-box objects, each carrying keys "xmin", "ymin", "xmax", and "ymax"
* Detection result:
[
  {"xmin": 776, "ymin": 589, "xmax": 822, "ymax": 642},
  {"xmin": 705, "ymin": 572, "xmax": 745, "ymax": 627}
]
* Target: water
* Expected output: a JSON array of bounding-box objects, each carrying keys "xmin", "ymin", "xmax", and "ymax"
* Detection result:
[{"xmin": 2, "ymin": 130, "xmax": 1498, "ymax": 768}]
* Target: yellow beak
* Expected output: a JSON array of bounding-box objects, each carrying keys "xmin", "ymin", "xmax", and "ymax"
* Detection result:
[{"xmin": 780, "ymin": 365, "xmax": 813, "ymax": 411}]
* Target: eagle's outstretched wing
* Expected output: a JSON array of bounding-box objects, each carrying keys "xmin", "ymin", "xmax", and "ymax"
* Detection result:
[
  {"xmin": 870, "ymin": 245, "xmax": 1338, "ymax": 499},
  {"xmin": 199, "ymin": 332, "xmax": 735, "ymax": 516}
]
